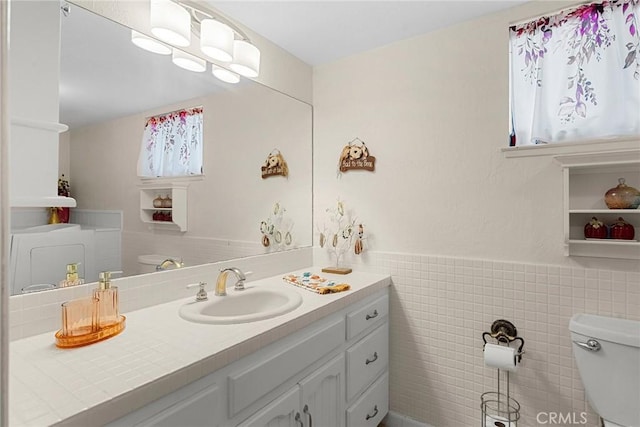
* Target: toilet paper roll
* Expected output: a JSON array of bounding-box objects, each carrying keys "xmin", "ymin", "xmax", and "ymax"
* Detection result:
[{"xmin": 484, "ymin": 343, "xmax": 517, "ymax": 371}]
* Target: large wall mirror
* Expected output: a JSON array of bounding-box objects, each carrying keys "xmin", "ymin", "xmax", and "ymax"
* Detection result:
[{"xmin": 8, "ymin": 2, "xmax": 312, "ymax": 294}]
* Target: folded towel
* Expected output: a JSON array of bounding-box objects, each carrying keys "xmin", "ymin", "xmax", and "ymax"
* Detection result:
[{"xmin": 283, "ymin": 273, "xmax": 350, "ymax": 295}]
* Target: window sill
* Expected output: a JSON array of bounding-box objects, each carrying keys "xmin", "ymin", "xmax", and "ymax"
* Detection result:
[
  {"xmin": 501, "ymin": 138, "xmax": 640, "ymax": 159},
  {"xmin": 138, "ymin": 175, "xmax": 205, "ymax": 185}
]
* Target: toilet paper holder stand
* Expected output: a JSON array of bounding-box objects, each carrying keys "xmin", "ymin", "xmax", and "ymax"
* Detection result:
[
  {"xmin": 481, "ymin": 319, "xmax": 524, "ymax": 426},
  {"xmin": 482, "ymin": 319, "xmax": 525, "ymax": 363}
]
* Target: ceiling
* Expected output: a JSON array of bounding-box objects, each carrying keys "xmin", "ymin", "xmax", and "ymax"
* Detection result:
[{"xmin": 208, "ymin": 1, "xmax": 530, "ymax": 66}]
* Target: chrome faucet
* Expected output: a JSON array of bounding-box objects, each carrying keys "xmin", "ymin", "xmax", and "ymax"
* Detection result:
[
  {"xmin": 215, "ymin": 267, "xmax": 247, "ymax": 296},
  {"xmin": 156, "ymin": 258, "xmax": 184, "ymax": 271}
]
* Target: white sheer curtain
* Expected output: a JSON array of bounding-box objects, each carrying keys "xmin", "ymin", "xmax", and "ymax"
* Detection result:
[
  {"xmin": 137, "ymin": 107, "xmax": 204, "ymax": 177},
  {"xmin": 510, "ymin": 0, "xmax": 640, "ymax": 146}
]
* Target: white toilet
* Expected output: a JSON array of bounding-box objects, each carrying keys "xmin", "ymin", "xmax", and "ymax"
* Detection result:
[
  {"xmin": 137, "ymin": 254, "xmax": 179, "ymax": 274},
  {"xmin": 570, "ymin": 314, "xmax": 640, "ymax": 427}
]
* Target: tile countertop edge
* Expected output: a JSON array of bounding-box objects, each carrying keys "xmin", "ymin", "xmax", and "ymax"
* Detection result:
[{"xmin": 9, "ymin": 269, "xmax": 391, "ymax": 427}]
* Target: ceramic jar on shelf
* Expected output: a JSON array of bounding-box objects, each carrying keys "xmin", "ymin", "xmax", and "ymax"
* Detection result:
[
  {"xmin": 584, "ymin": 217, "xmax": 607, "ymax": 239},
  {"xmin": 604, "ymin": 178, "xmax": 640, "ymax": 209}
]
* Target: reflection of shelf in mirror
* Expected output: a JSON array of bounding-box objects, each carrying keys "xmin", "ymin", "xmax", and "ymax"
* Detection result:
[{"xmin": 139, "ymin": 184, "xmax": 187, "ymax": 232}]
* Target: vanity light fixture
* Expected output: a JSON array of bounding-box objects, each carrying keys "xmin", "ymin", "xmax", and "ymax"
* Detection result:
[
  {"xmin": 200, "ymin": 18, "xmax": 234, "ymax": 62},
  {"xmin": 131, "ymin": 30, "xmax": 171, "ymax": 55},
  {"xmin": 136, "ymin": 0, "xmax": 261, "ymax": 82},
  {"xmin": 172, "ymin": 48, "xmax": 206, "ymax": 72},
  {"xmin": 212, "ymin": 65, "xmax": 240, "ymax": 84},
  {"xmin": 150, "ymin": 0, "xmax": 191, "ymax": 47},
  {"xmin": 230, "ymin": 40, "xmax": 260, "ymax": 78}
]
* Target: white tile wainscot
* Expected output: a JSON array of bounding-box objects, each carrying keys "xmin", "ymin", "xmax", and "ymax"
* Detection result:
[{"xmin": 8, "ymin": 268, "xmax": 390, "ymax": 426}]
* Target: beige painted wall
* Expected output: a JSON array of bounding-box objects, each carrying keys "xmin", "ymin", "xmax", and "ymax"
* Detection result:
[
  {"xmin": 313, "ymin": 1, "xmax": 638, "ymax": 272},
  {"xmin": 312, "ymin": 2, "xmax": 639, "ymax": 426}
]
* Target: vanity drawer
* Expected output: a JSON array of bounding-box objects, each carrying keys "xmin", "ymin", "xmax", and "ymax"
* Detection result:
[
  {"xmin": 228, "ymin": 317, "xmax": 345, "ymax": 417},
  {"xmin": 346, "ymin": 322, "xmax": 388, "ymax": 401},
  {"xmin": 346, "ymin": 371, "xmax": 388, "ymax": 427},
  {"xmin": 346, "ymin": 293, "xmax": 388, "ymax": 339}
]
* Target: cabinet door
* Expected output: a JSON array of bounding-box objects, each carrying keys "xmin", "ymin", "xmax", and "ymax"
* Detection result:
[
  {"xmin": 299, "ymin": 354, "xmax": 345, "ymax": 427},
  {"xmin": 236, "ymin": 386, "xmax": 301, "ymax": 427}
]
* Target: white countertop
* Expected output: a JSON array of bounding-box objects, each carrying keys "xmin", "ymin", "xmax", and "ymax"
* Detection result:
[{"xmin": 9, "ymin": 268, "xmax": 391, "ymax": 426}]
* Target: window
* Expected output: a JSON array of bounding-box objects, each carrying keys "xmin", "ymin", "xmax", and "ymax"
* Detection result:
[
  {"xmin": 509, "ymin": 0, "xmax": 640, "ymax": 147},
  {"xmin": 137, "ymin": 107, "xmax": 204, "ymax": 177}
]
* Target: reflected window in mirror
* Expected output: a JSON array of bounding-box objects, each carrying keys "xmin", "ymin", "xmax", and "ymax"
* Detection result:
[{"xmin": 137, "ymin": 106, "xmax": 204, "ymax": 177}]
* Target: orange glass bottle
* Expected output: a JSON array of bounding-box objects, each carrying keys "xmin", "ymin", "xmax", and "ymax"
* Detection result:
[{"xmin": 93, "ymin": 271, "xmax": 121, "ymax": 327}]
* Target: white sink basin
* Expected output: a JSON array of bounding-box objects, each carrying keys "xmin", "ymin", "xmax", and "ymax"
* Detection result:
[{"xmin": 179, "ymin": 286, "xmax": 303, "ymax": 324}]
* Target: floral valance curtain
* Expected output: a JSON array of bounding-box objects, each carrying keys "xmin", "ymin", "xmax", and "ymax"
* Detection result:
[
  {"xmin": 137, "ymin": 107, "xmax": 204, "ymax": 177},
  {"xmin": 509, "ymin": 0, "xmax": 640, "ymax": 146}
]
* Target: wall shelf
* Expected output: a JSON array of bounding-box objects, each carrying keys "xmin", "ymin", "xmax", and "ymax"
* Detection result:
[
  {"xmin": 139, "ymin": 184, "xmax": 188, "ymax": 231},
  {"xmin": 555, "ymin": 148, "xmax": 640, "ymax": 260}
]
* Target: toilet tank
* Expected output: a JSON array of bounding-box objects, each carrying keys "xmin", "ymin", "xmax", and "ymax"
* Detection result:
[{"xmin": 569, "ymin": 314, "xmax": 640, "ymax": 427}]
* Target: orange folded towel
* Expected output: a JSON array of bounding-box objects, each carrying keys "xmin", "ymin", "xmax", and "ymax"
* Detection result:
[{"xmin": 283, "ymin": 273, "xmax": 351, "ymax": 294}]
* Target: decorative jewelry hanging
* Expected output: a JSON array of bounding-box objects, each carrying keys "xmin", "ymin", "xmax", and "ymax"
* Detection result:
[
  {"xmin": 318, "ymin": 199, "xmax": 367, "ymax": 275},
  {"xmin": 261, "ymin": 149, "xmax": 289, "ymax": 179},
  {"xmin": 260, "ymin": 202, "xmax": 294, "ymax": 251},
  {"xmin": 338, "ymin": 138, "xmax": 376, "ymax": 173}
]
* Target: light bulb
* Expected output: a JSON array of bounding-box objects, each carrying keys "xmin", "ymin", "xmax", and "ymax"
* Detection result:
[
  {"xmin": 150, "ymin": 0, "xmax": 191, "ymax": 47},
  {"xmin": 172, "ymin": 49, "xmax": 206, "ymax": 72},
  {"xmin": 200, "ymin": 19, "xmax": 234, "ymax": 62},
  {"xmin": 230, "ymin": 40, "xmax": 260, "ymax": 78}
]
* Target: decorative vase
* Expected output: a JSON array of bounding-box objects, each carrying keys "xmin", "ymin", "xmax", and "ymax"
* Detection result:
[
  {"xmin": 604, "ymin": 178, "xmax": 640, "ymax": 209},
  {"xmin": 584, "ymin": 217, "xmax": 607, "ymax": 239},
  {"xmin": 48, "ymin": 207, "xmax": 61, "ymax": 224},
  {"xmin": 610, "ymin": 217, "xmax": 635, "ymax": 240},
  {"xmin": 153, "ymin": 195, "xmax": 163, "ymax": 208},
  {"xmin": 59, "ymin": 207, "xmax": 70, "ymax": 223}
]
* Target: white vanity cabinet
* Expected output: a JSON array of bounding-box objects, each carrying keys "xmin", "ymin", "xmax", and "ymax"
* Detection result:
[
  {"xmin": 106, "ymin": 374, "xmax": 225, "ymax": 427},
  {"xmin": 108, "ymin": 288, "xmax": 389, "ymax": 427},
  {"xmin": 237, "ymin": 355, "xmax": 345, "ymax": 427}
]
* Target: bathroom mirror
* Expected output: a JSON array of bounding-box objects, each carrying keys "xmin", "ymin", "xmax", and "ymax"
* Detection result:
[{"xmin": 9, "ymin": 2, "xmax": 312, "ymax": 292}]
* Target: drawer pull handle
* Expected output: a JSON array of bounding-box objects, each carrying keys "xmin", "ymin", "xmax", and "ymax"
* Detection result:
[
  {"xmin": 303, "ymin": 404, "xmax": 313, "ymax": 427},
  {"xmin": 366, "ymin": 310, "xmax": 378, "ymax": 320},
  {"xmin": 365, "ymin": 405, "xmax": 379, "ymax": 421},
  {"xmin": 365, "ymin": 352, "xmax": 378, "ymax": 365},
  {"xmin": 295, "ymin": 412, "xmax": 303, "ymax": 427}
]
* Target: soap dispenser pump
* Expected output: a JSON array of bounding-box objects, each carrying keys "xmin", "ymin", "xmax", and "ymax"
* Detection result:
[
  {"xmin": 93, "ymin": 271, "xmax": 122, "ymax": 327},
  {"xmin": 59, "ymin": 263, "xmax": 84, "ymax": 288}
]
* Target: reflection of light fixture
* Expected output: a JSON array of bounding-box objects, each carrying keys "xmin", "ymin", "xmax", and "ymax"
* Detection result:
[
  {"xmin": 230, "ymin": 40, "xmax": 260, "ymax": 78},
  {"xmin": 150, "ymin": 0, "xmax": 191, "ymax": 47},
  {"xmin": 212, "ymin": 65, "xmax": 240, "ymax": 84},
  {"xmin": 132, "ymin": 0, "xmax": 261, "ymax": 83},
  {"xmin": 200, "ymin": 19, "xmax": 234, "ymax": 62},
  {"xmin": 172, "ymin": 48, "xmax": 206, "ymax": 72},
  {"xmin": 131, "ymin": 30, "xmax": 171, "ymax": 55}
]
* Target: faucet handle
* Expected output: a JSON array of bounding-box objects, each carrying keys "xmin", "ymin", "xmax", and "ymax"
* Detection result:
[
  {"xmin": 234, "ymin": 270, "xmax": 253, "ymax": 291},
  {"xmin": 186, "ymin": 282, "xmax": 208, "ymax": 302}
]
